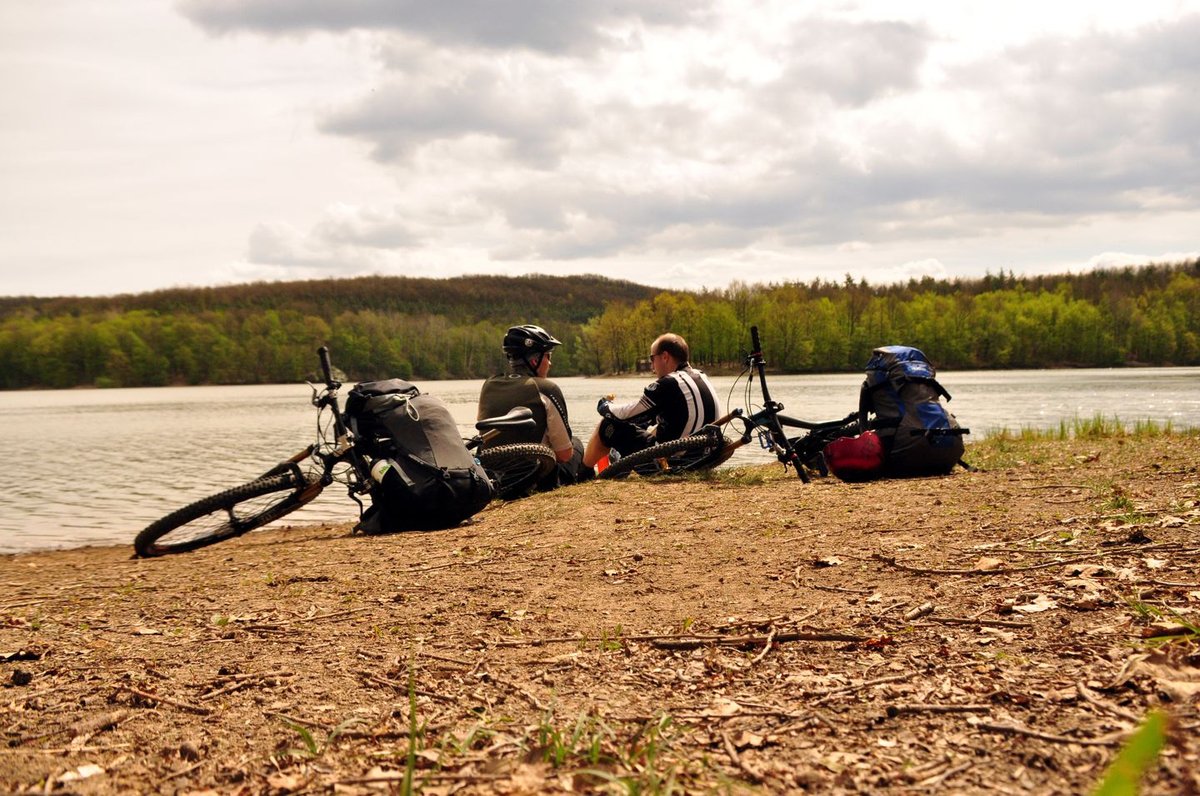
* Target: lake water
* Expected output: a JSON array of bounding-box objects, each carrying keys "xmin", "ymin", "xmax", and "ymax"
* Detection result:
[{"xmin": 1, "ymin": 367, "xmax": 1197, "ymax": 554}]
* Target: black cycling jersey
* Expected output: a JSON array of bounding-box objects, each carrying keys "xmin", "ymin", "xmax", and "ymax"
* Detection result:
[{"xmin": 608, "ymin": 366, "xmax": 720, "ymax": 442}]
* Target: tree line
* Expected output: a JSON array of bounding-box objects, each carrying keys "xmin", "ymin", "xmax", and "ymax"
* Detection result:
[
  {"xmin": 1, "ymin": 262, "xmax": 1196, "ymax": 390},
  {"xmin": 579, "ymin": 261, "xmax": 1200, "ymax": 373}
]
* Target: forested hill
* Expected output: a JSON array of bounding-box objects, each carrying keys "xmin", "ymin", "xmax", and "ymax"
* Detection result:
[
  {"xmin": 0, "ymin": 274, "xmax": 656, "ymax": 326},
  {"xmin": 0, "ymin": 274, "xmax": 658, "ymax": 388},
  {"xmin": 1, "ymin": 262, "xmax": 1197, "ymax": 389}
]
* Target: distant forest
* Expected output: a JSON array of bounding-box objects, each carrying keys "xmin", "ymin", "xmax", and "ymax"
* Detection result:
[{"xmin": 1, "ymin": 262, "xmax": 1197, "ymax": 390}]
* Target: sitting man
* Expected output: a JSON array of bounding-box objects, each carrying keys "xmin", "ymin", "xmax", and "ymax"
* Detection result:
[
  {"xmin": 477, "ymin": 324, "xmax": 591, "ymax": 487},
  {"xmin": 583, "ymin": 332, "xmax": 720, "ymax": 469}
]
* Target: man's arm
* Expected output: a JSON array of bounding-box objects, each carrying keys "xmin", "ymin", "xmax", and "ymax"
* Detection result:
[
  {"xmin": 540, "ymin": 394, "xmax": 575, "ymax": 462},
  {"xmin": 603, "ymin": 386, "xmax": 657, "ymax": 422}
]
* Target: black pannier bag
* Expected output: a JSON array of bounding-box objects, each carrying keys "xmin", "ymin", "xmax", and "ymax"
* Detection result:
[
  {"xmin": 859, "ymin": 346, "xmax": 967, "ymax": 477},
  {"xmin": 345, "ymin": 379, "xmax": 494, "ymax": 533}
]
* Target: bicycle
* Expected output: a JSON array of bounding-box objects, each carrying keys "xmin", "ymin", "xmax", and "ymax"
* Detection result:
[
  {"xmin": 597, "ymin": 326, "xmax": 860, "ymax": 481},
  {"xmin": 133, "ymin": 347, "xmax": 554, "ymax": 557}
]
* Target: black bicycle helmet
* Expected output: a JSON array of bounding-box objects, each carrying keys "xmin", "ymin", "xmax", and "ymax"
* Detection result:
[{"xmin": 502, "ymin": 324, "xmax": 562, "ymax": 356}]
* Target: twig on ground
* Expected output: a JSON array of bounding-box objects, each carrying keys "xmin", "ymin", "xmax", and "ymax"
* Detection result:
[
  {"xmin": 14, "ymin": 710, "xmax": 133, "ymax": 746},
  {"xmin": 916, "ymin": 761, "xmax": 974, "ymax": 788},
  {"xmin": 973, "ymin": 720, "xmax": 1125, "ymax": 746},
  {"xmin": 356, "ymin": 670, "xmax": 457, "ymax": 703},
  {"xmin": 149, "ymin": 760, "xmax": 204, "ymax": 788},
  {"xmin": 1075, "ymin": 681, "xmax": 1141, "ymax": 724},
  {"xmin": 479, "ymin": 671, "xmax": 546, "ymax": 711},
  {"xmin": 749, "ymin": 626, "xmax": 776, "ymax": 666},
  {"xmin": 887, "ymin": 703, "xmax": 991, "ymax": 717},
  {"xmin": 874, "ymin": 545, "xmax": 1178, "ymax": 576},
  {"xmin": 650, "ymin": 631, "xmax": 867, "ymax": 650},
  {"xmin": 920, "ymin": 617, "xmax": 1033, "ymax": 629},
  {"xmin": 809, "ymin": 673, "xmax": 913, "ymax": 706},
  {"xmin": 489, "ymin": 629, "xmax": 866, "ymax": 649},
  {"xmin": 418, "ymin": 650, "xmax": 475, "ymax": 667},
  {"xmin": 115, "ymin": 686, "xmax": 211, "ymax": 715},
  {"xmin": 200, "ymin": 671, "xmax": 293, "ymax": 701},
  {"xmin": 337, "ymin": 772, "xmax": 509, "ymax": 785},
  {"xmin": 721, "ymin": 731, "xmax": 763, "ymax": 783},
  {"xmin": 904, "ymin": 602, "xmax": 935, "ymax": 621},
  {"xmin": 804, "ymin": 581, "xmax": 875, "ymax": 594},
  {"xmin": 264, "ymin": 711, "xmax": 330, "ymax": 730}
]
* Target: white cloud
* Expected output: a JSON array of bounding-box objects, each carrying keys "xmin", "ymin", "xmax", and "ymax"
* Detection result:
[{"xmin": 2, "ymin": 0, "xmax": 1199, "ymax": 296}]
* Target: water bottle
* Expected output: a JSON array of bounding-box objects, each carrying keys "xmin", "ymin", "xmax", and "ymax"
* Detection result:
[{"xmin": 370, "ymin": 459, "xmax": 396, "ymax": 484}]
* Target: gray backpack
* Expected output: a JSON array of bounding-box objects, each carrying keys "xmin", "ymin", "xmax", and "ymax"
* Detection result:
[{"xmin": 345, "ymin": 379, "xmax": 493, "ymax": 532}]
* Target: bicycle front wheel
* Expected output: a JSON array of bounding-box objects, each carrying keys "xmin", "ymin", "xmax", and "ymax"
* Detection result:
[
  {"xmin": 477, "ymin": 443, "xmax": 557, "ymax": 499},
  {"xmin": 599, "ymin": 430, "xmax": 728, "ymax": 480},
  {"xmin": 134, "ymin": 471, "xmax": 315, "ymax": 558}
]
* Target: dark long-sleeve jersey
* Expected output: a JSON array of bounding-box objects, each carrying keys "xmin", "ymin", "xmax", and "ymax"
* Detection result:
[{"xmin": 607, "ymin": 366, "xmax": 720, "ymax": 442}]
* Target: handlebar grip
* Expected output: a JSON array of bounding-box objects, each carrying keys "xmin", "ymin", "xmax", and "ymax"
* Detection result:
[
  {"xmin": 750, "ymin": 325, "xmax": 762, "ymax": 354},
  {"xmin": 318, "ymin": 346, "xmax": 333, "ymax": 385}
]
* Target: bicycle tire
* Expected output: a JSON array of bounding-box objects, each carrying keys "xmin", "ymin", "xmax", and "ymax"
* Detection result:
[
  {"xmin": 598, "ymin": 430, "xmax": 727, "ymax": 480},
  {"xmin": 134, "ymin": 471, "xmax": 312, "ymax": 558},
  {"xmin": 477, "ymin": 443, "xmax": 557, "ymax": 500}
]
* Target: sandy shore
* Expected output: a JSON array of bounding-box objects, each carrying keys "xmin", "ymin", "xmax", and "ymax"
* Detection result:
[{"xmin": 2, "ymin": 434, "xmax": 1199, "ymax": 794}]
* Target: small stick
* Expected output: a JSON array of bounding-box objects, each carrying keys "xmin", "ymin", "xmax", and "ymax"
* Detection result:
[
  {"xmin": 904, "ymin": 602, "xmax": 935, "ymax": 621},
  {"xmin": 213, "ymin": 670, "xmax": 294, "ymax": 682},
  {"xmin": 721, "ymin": 731, "xmax": 762, "ymax": 783},
  {"xmin": 809, "ymin": 673, "xmax": 913, "ymax": 705},
  {"xmin": 749, "ymin": 627, "xmax": 776, "ymax": 666},
  {"xmin": 418, "ymin": 650, "xmax": 474, "ymax": 667},
  {"xmin": 916, "ymin": 761, "xmax": 973, "ymax": 788},
  {"xmin": 651, "ymin": 631, "xmax": 866, "ymax": 650},
  {"xmin": 356, "ymin": 671, "xmax": 457, "ymax": 703},
  {"xmin": 887, "ymin": 703, "xmax": 991, "ymax": 716},
  {"xmin": 1076, "ymin": 681, "xmax": 1141, "ymax": 724},
  {"xmin": 199, "ymin": 681, "xmax": 254, "ymax": 701},
  {"xmin": 337, "ymin": 772, "xmax": 509, "ymax": 785},
  {"xmin": 490, "ymin": 630, "xmax": 866, "ymax": 649},
  {"xmin": 877, "ymin": 542, "xmax": 1193, "ymax": 576},
  {"xmin": 973, "ymin": 721, "xmax": 1124, "ymax": 747},
  {"xmin": 276, "ymin": 607, "xmax": 370, "ymax": 626},
  {"xmin": 115, "ymin": 686, "xmax": 211, "ymax": 715},
  {"xmin": 484, "ymin": 673, "xmax": 546, "ymax": 711},
  {"xmin": 149, "ymin": 760, "xmax": 204, "ymax": 788},
  {"xmin": 921, "ymin": 617, "xmax": 1033, "ymax": 629},
  {"xmin": 265, "ymin": 711, "xmax": 329, "ymax": 730}
]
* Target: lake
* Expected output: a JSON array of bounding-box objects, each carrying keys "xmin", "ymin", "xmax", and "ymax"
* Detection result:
[{"xmin": 2, "ymin": 367, "xmax": 1197, "ymax": 554}]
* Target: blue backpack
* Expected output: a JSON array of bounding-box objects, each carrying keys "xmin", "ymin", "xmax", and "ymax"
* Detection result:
[{"xmin": 859, "ymin": 346, "xmax": 967, "ymax": 476}]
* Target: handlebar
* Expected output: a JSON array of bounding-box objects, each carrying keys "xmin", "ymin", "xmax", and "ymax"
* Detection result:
[
  {"xmin": 318, "ymin": 346, "xmax": 335, "ymax": 388},
  {"xmin": 750, "ymin": 325, "xmax": 762, "ymax": 358}
]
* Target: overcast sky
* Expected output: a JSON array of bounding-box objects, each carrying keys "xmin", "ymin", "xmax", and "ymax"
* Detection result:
[{"xmin": 2, "ymin": 1, "xmax": 1198, "ymax": 297}]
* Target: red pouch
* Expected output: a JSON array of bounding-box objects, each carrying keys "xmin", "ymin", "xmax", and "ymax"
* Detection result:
[{"xmin": 823, "ymin": 431, "xmax": 884, "ymax": 482}]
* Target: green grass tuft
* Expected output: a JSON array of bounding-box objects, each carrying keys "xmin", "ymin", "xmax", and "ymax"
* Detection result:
[{"xmin": 1091, "ymin": 710, "xmax": 1168, "ymax": 795}]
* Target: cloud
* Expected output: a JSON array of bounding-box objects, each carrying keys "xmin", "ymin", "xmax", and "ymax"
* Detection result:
[
  {"xmin": 204, "ymin": 5, "xmax": 1200, "ymax": 286},
  {"xmin": 246, "ymin": 204, "xmax": 423, "ymax": 272},
  {"xmin": 767, "ymin": 18, "xmax": 931, "ymax": 107},
  {"xmin": 178, "ymin": 0, "xmax": 708, "ymax": 54},
  {"xmin": 318, "ymin": 66, "xmax": 583, "ymax": 167}
]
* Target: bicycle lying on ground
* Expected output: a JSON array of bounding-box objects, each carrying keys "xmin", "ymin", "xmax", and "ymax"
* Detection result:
[
  {"xmin": 598, "ymin": 326, "xmax": 860, "ymax": 481},
  {"xmin": 133, "ymin": 347, "xmax": 553, "ymax": 557}
]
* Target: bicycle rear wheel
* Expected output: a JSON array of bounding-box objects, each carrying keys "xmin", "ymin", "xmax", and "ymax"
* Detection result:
[
  {"xmin": 477, "ymin": 443, "xmax": 557, "ymax": 499},
  {"xmin": 134, "ymin": 471, "xmax": 314, "ymax": 557},
  {"xmin": 599, "ymin": 429, "xmax": 728, "ymax": 480}
]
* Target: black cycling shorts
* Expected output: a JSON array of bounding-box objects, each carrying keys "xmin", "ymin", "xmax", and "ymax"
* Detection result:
[{"xmin": 598, "ymin": 417, "xmax": 656, "ymax": 457}]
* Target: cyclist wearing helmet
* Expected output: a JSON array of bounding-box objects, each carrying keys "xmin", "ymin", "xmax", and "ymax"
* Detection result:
[
  {"xmin": 477, "ymin": 324, "xmax": 591, "ymax": 487},
  {"xmin": 583, "ymin": 332, "xmax": 720, "ymax": 470}
]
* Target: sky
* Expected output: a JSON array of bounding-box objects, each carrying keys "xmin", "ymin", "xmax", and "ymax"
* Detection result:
[{"xmin": 2, "ymin": 1, "xmax": 1198, "ymax": 298}]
